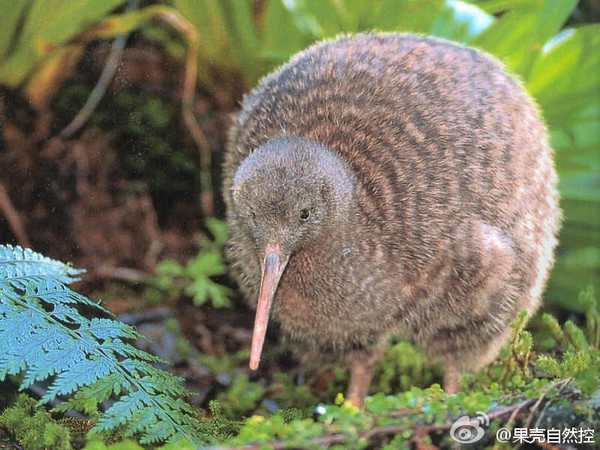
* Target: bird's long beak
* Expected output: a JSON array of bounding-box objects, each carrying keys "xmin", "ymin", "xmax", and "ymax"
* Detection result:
[{"xmin": 249, "ymin": 243, "xmax": 287, "ymax": 370}]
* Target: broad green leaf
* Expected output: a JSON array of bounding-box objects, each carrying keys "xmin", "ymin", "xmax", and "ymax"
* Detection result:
[
  {"xmin": 467, "ymin": 0, "xmax": 539, "ymax": 14},
  {"xmin": 0, "ymin": 0, "xmax": 30, "ymax": 60},
  {"xmin": 528, "ymin": 25, "xmax": 600, "ymax": 128},
  {"xmin": 339, "ymin": 0, "xmax": 385, "ymax": 31},
  {"xmin": 372, "ymin": 0, "xmax": 446, "ymax": 34},
  {"xmin": 173, "ymin": 0, "xmax": 263, "ymax": 88},
  {"xmin": 293, "ymin": 0, "xmax": 347, "ymax": 37},
  {"xmin": 430, "ymin": 0, "xmax": 494, "ymax": 42},
  {"xmin": 560, "ymin": 172, "xmax": 600, "ymax": 203},
  {"xmin": 533, "ymin": 25, "xmax": 600, "ymax": 270},
  {"xmin": 260, "ymin": 0, "xmax": 312, "ymax": 62},
  {"xmin": 474, "ymin": 0, "xmax": 577, "ymax": 78},
  {"xmin": 552, "ymin": 104, "xmax": 600, "ymax": 181},
  {"xmin": 221, "ymin": 0, "xmax": 261, "ymax": 84},
  {"xmin": 548, "ymin": 246, "xmax": 600, "ymax": 311},
  {"xmin": 0, "ymin": 0, "xmax": 125, "ymax": 86},
  {"xmin": 283, "ymin": 0, "xmax": 492, "ymax": 41}
]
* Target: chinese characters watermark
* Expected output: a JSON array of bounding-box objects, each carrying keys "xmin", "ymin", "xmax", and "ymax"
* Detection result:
[
  {"xmin": 495, "ymin": 426, "xmax": 596, "ymax": 445},
  {"xmin": 449, "ymin": 412, "xmax": 596, "ymax": 445}
]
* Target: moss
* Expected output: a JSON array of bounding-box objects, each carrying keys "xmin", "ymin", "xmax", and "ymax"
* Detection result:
[
  {"xmin": 216, "ymin": 373, "xmax": 266, "ymax": 418},
  {"xmin": 0, "ymin": 394, "xmax": 71, "ymax": 450}
]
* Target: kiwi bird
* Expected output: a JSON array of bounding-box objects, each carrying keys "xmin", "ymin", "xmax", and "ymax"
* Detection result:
[{"xmin": 223, "ymin": 33, "xmax": 560, "ymax": 406}]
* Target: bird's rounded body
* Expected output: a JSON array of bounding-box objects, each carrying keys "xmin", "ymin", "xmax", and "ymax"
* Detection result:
[{"xmin": 224, "ymin": 33, "xmax": 560, "ymax": 387}]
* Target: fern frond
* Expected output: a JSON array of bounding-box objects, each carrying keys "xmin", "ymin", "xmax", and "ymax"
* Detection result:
[
  {"xmin": 0, "ymin": 244, "xmax": 83, "ymax": 283},
  {"xmin": 0, "ymin": 245, "xmax": 209, "ymax": 445}
]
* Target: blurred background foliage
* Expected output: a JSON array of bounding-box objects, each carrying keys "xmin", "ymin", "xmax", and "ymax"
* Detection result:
[{"xmin": 0, "ymin": 0, "xmax": 599, "ymax": 448}]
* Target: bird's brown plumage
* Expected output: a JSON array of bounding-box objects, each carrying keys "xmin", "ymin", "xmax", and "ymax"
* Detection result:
[{"xmin": 223, "ymin": 33, "xmax": 560, "ymax": 402}]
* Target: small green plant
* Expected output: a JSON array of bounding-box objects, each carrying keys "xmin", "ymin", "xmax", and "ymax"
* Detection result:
[
  {"xmin": 151, "ymin": 218, "xmax": 232, "ymax": 308},
  {"xmin": 534, "ymin": 291, "xmax": 600, "ymax": 395},
  {"xmin": 0, "ymin": 245, "xmax": 209, "ymax": 446}
]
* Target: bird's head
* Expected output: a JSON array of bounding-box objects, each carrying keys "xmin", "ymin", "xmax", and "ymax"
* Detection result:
[{"xmin": 231, "ymin": 136, "xmax": 355, "ymax": 370}]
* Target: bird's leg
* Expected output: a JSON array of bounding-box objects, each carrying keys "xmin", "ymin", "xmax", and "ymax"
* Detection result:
[
  {"xmin": 345, "ymin": 346, "xmax": 385, "ymax": 408},
  {"xmin": 443, "ymin": 362, "xmax": 461, "ymax": 394}
]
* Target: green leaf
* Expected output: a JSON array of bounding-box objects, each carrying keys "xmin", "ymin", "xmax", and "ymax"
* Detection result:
[
  {"xmin": 221, "ymin": 0, "xmax": 261, "ymax": 84},
  {"xmin": 205, "ymin": 282, "xmax": 232, "ymax": 308},
  {"xmin": 173, "ymin": 0, "xmax": 230, "ymax": 66},
  {"xmin": 0, "ymin": 0, "xmax": 30, "ymax": 60},
  {"xmin": 187, "ymin": 251, "xmax": 226, "ymax": 277},
  {"xmin": 467, "ymin": 0, "xmax": 537, "ymax": 14},
  {"xmin": 474, "ymin": 0, "xmax": 577, "ymax": 78},
  {"xmin": 369, "ymin": 0, "xmax": 445, "ymax": 34},
  {"xmin": 156, "ymin": 259, "xmax": 185, "ymax": 277},
  {"xmin": 261, "ymin": 0, "xmax": 310, "ymax": 63},
  {"xmin": 0, "ymin": 244, "xmax": 84, "ymax": 284},
  {"xmin": 173, "ymin": 0, "xmax": 263, "ymax": 87},
  {"xmin": 330, "ymin": 0, "xmax": 494, "ymax": 42},
  {"xmin": 524, "ymin": 25, "xmax": 600, "ymax": 309},
  {"xmin": 430, "ymin": 0, "xmax": 494, "ymax": 42},
  {"xmin": 206, "ymin": 217, "xmax": 229, "ymax": 246},
  {"xmin": 293, "ymin": 0, "xmax": 348, "ymax": 37},
  {"xmin": 528, "ymin": 25, "xmax": 600, "ymax": 130},
  {"xmin": 0, "ymin": 0, "xmax": 125, "ymax": 86}
]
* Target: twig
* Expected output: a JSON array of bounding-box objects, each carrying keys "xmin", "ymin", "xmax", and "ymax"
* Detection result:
[
  {"xmin": 532, "ymin": 378, "xmax": 572, "ymax": 430},
  {"xmin": 505, "ymin": 397, "xmax": 528, "ymax": 431},
  {"xmin": 92, "ymin": 266, "xmax": 152, "ymax": 283},
  {"xmin": 525, "ymin": 378, "xmax": 571, "ymax": 430},
  {"xmin": 0, "ymin": 183, "xmax": 31, "ymax": 248},
  {"xmin": 59, "ymin": 0, "xmax": 140, "ymax": 139},
  {"xmin": 118, "ymin": 306, "xmax": 172, "ymax": 325}
]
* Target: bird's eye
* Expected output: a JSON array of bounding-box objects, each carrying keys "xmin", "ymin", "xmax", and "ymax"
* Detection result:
[{"xmin": 299, "ymin": 208, "xmax": 310, "ymax": 221}]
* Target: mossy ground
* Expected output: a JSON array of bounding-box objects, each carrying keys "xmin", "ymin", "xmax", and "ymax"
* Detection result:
[{"xmin": 2, "ymin": 303, "xmax": 599, "ymax": 449}]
